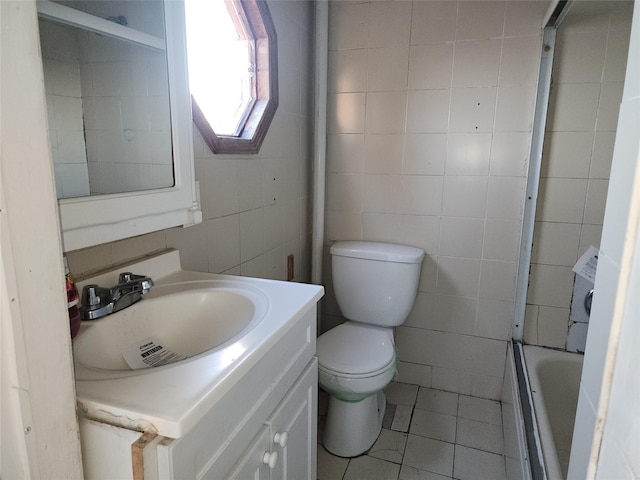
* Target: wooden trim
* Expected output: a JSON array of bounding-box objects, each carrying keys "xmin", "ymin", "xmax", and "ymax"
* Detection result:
[
  {"xmin": 192, "ymin": 0, "xmax": 278, "ymax": 155},
  {"xmin": 131, "ymin": 432, "xmax": 158, "ymax": 480},
  {"xmin": 229, "ymin": 0, "xmax": 253, "ymax": 40}
]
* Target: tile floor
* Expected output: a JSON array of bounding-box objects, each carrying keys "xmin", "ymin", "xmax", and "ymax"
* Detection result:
[{"xmin": 317, "ymin": 382, "xmax": 507, "ymax": 480}]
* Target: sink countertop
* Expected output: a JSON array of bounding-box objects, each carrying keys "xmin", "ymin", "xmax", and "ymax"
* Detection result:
[{"xmin": 73, "ymin": 250, "xmax": 324, "ymax": 439}]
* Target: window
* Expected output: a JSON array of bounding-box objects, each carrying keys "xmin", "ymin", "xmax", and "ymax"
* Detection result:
[{"xmin": 185, "ymin": 0, "xmax": 278, "ymax": 154}]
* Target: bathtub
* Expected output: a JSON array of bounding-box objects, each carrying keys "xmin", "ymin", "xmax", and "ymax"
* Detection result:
[{"xmin": 523, "ymin": 346, "xmax": 583, "ymax": 480}]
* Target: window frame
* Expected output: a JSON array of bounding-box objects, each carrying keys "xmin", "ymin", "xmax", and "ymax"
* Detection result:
[{"xmin": 191, "ymin": 0, "xmax": 278, "ymax": 155}]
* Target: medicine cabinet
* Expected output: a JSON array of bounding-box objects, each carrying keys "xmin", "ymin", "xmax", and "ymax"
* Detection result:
[{"xmin": 37, "ymin": 0, "xmax": 201, "ymax": 251}]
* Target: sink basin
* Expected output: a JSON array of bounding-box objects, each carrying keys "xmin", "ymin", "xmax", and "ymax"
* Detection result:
[
  {"xmin": 73, "ymin": 281, "xmax": 269, "ymax": 376},
  {"xmin": 71, "ymin": 250, "xmax": 325, "ymax": 438}
]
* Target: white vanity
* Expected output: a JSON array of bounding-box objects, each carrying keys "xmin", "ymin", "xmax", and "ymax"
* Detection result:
[{"xmin": 74, "ymin": 251, "xmax": 324, "ymax": 479}]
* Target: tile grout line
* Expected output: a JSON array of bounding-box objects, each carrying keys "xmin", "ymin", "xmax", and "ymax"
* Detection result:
[
  {"xmin": 319, "ymin": 385, "xmax": 508, "ymax": 480},
  {"xmin": 452, "ymin": 395, "xmax": 460, "ymax": 478}
]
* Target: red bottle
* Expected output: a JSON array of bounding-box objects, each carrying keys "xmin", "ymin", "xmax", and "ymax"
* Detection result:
[{"xmin": 64, "ymin": 257, "xmax": 81, "ymax": 338}]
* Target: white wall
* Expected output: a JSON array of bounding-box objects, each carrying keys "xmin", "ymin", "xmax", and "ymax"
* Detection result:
[
  {"xmin": 323, "ymin": 0, "xmax": 547, "ymax": 399},
  {"xmin": 596, "ymin": 189, "xmax": 640, "ymax": 477},
  {"xmin": 65, "ymin": 0, "xmax": 315, "ymax": 284},
  {"xmin": 524, "ymin": 1, "xmax": 633, "ymax": 351},
  {"xmin": 568, "ymin": 0, "xmax": 640, "ymax": 477},
  {"xmin": 1, "ymin": 1, "xmax": 84, "ymax": 477}
]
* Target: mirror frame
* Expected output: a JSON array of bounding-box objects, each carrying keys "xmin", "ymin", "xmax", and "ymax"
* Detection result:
[{"xmin": 37, "ymin": 0, "xmax": 201, "ymax": 251}]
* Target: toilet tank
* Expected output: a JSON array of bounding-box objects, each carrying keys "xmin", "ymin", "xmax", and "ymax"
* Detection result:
[{"xmin": 330, "ymin": 241, "xmax": 425, "ymax": 327}]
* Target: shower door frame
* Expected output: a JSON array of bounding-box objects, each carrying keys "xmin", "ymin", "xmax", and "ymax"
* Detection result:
[{"xmin": 513, "ymin": 1, "xmax": 575, "ymax": 341}]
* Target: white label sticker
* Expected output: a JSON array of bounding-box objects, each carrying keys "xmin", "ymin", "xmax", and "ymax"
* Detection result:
[
  {"xmin": 573, "ymin": 245, "xmax": 599, "ymax": 283},
  {"xmin": 122, "ymin": 336, "xmax": 188, "ymax": 370}
]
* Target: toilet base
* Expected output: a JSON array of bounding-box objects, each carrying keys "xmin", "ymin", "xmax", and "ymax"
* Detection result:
[{"xmin": 323, "ymin": 390, "xmax": 386, "ymax": 457}]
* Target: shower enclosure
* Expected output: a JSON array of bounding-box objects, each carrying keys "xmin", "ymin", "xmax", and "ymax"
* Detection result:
[
  {"xmin": 515, "ymin": 0, "xmax": 633, "ymax": 353},
  {"xmin": 509, "ymin": 2, "xmax": 634, "ymax": 479}
]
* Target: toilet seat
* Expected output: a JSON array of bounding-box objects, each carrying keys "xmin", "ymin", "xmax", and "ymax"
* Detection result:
[
  {"xmin": 318, "ymin": 357, "xmax": 395, "ymax": 380},
  {"xmin": 317, "ymin": 322, "xmax": 395, "ymax": 376}
]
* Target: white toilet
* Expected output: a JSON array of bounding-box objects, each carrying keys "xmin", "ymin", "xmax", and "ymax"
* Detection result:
[{"xmin": 317, "ymin": 241, "xmax": 424, "ymax": 457}]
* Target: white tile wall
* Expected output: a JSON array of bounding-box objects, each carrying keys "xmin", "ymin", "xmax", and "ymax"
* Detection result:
[
  {"xmin": 449, "ymin": 87, "xmax": 497, "ymax": 133},
  {"xmin": 590, "ymin": 132, "xmax": 616, "ymax": 178},
  {"xmin": 478, "ymin": 260, "xmax": 517, "ymax": 302},
  {"xmin": 503, "ymin": 2, "xmax": 549, "ymax": 37},
  {"xmin": 489, "ymin": 132, "xmax": 530, "ymax": 177},
  {"xmin": 367, "ymin": 47, "xmax": 410, "ymax": 92},
  {"xmin": 499, "ymin": 36, "xmax": 540, "ymax": 86},
  {"xmin": 406, "ymin": 90, "xmax": 450, "ymax": 133},
  {"xmin": 494, "ymin": 85, "xmax": 536, "ymax": 132},
  {"xmin": 439, "ymin": 218, "xmax": 484, "ymax": 259},
  {"xmin": 603, "ymin": 31, "xmax": 631, "ymax": 82},
  {"xmin": 410, "ymin": 2, "xmax": 457, "ymax": 46},
  {"xmin": 531, "ymin": 221, "xmax": 581, "ymax": 266},
  {"xmin": 547, "ymin": 83, "xmax": 601, "ymax": 132},
  {"xmin": 433, "ymin": 295, "xmax": 477, "ymax": 336},
  {"xmin": 536, "ymin": 178, "xmax": 588, "ymax": 223},
  {"xmin": 369, "ymin": 1, "xmax": 412, "ymax": 48},
  {"xmin": 328, "ymin": 93, "xmax": 366, "ymax": 134},
  {"xmin": 526, "ymin": 1, "xmax": 631, "ymax": 350},
  {"xmin": 541, "ymin": 131, "xmax": 594, "ymax": 178},
  {"xmin": 528, "ymin": 264, "xmax": 574, "ymax": 308},
  {"xmin": 485, "ymin": 220, "xmax": 520, "ymax": 261},
  {"xmin": 403, "ymin": 134, "xmax": 447, "ymax": 175},
  {"xmin": 553, "ymin": 30, "xmax": 607, "ymax": 84},
  {"xmin": 436, "ymin": 257, "xmax": 482, "ymax": 298},
  {"xmin": 452, "ymin": 40, "xmax": 501, "ymax": 88},
  {"xmin": 328, "ymin": 49, "xmax": 367, "ymax": 94},
  {"xmin": 442, "ymin": 176, "xmax": 488, "ymax": 218},
  {"xmin": 324, "ymin": 0, "xmax": 545, "ymax": 398},
  {"xmin": 366, "ymin": 92, "xmax": 408, "ymax": 133},
  {"xmin": 455, "ymin": 1, "xmax": 506, "ymax": 42},
  {"xmin": 365, "ymin": 135, "xmax": 404, "ymax": 174},
  {"xmin": 408, "ymin": 44, "xmax": 454, "ymax": 90},
  {"xmin": 327, "ymin": 134, "xmax": 365, "ymax": 173},
  {"xmin": 445, "ymin": 134, "xmax": 492, "ymax": 176},
  {"xmin": 476, "ymin": 299, "xmax": 513, "ymax": 340}
]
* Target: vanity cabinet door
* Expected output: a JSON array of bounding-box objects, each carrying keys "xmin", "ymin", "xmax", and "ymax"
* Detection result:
[
  {"xmin": 268, "ymin": 358, "xmax": 318, "ymax": 480},
  {"xmin": 223, "ymin": 426, "xmax": 272, "ymax": 480}
]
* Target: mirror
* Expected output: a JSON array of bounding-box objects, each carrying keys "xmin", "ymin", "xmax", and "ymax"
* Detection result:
[
  {"xmin": 36, "ymin": 0, "xmax": 202, "ymax": 251},
  {"xmin": 38, "ymin": 1, "xmax": 174, "ymax": 199}
]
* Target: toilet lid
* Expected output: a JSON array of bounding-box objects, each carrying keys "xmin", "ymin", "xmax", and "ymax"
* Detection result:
[{"xmin": 317, "ymin": 323, "xmax": 395, "ymax": 375}]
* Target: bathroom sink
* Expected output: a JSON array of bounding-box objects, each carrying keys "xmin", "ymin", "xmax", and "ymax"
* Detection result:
[
  {"xmin": 71, "ymin": 250, "xmax": 324, "ymax": 438},
  {"xmin": 73, "ymin": 281, "xmax": 269, "ymax": 375}
]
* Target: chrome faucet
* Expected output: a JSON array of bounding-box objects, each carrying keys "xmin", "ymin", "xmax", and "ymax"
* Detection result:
[{"xmin": 79, "ymin": 272, "xmax": 154, "ymax": 320}]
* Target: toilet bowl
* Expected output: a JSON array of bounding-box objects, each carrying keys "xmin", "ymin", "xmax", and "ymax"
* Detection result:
[
  {"xmin": 318, "ymin": 322, "xmax": 396, "ymax": 457},
  {"xmin": 317, "ymin": 241, "xmax": 424, "ymax": 457}
]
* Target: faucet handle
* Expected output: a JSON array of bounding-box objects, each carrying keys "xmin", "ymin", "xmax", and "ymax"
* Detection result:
[
  {"xmin": 117, "ymin": 272, "xmax": 153, "ymax": 294},
  {"xmin": 82, "ymin": 284, "xmax": 108, "ymax": 307},
  {"xmin": 79, "ymin": 284, "xmax": 115, "ymax": 320},
  {"xmin": 118, "ymin": 272, "xmax": 135, "ymax": 283},
  {"xmin": 140, "ymin": 278, "xmax": 153, "ymax": 293},
  {"xmin": 118, "ymin": 272, "xmax": 152, "ymax": 283}
]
